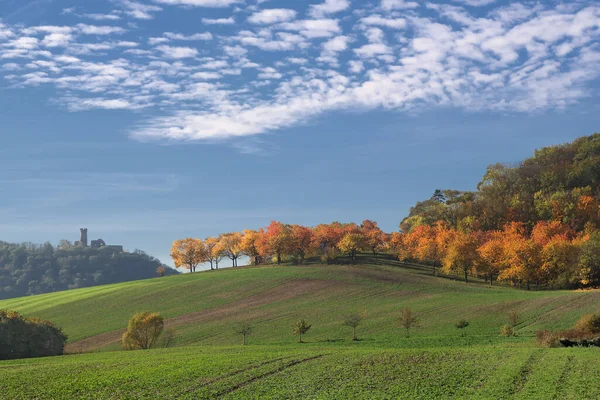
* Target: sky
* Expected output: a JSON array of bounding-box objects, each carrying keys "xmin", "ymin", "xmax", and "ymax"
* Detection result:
[{"xmin": 0, "ymin": 0, "xmax": 599, "ymax": 268}]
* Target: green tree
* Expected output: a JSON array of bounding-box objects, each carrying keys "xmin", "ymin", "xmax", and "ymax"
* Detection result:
[
  {"xmin": 292, "ymin": 319, "xmax": 312, "ymax": 343},
  {"xmin": 342, "ymin": 314, "xmax": 362, "ymax": 341}
]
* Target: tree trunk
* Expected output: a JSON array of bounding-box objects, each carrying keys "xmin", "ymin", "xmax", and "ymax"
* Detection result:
[
  {"xmin": 490, "ymin": 274, "xmax": 493, "ymax": 286},
  {"xmin": 526, "ymin": 281, "xmax": 530, "ymax": 291},
  {"xmin": 464, "ymin": 269, "xmax": 468, "ymax": 283},
  {"xmin": 353, "ymin": 327, "xmax": 357, "ymax": 341},
  {"xmin": 210, "ymin": 260, "xmax": 213, "ymax": 270},
  {"xmin": 277, "ymin": 250, "xmax": 281, "ymax": 265}
]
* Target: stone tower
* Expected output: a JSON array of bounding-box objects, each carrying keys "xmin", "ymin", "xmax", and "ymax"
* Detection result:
[{"xmin": 80, "ymin": 228, "xmax": 88, "ymax": 247}]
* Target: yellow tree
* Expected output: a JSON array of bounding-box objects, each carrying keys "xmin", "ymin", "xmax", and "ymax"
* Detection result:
[
  {"xmin": 338, "ymin": 232, "xmax": 366, "ymax": 263},
  {"xmin": 170, "ymin": 238, "xmax": 207, "ymax": 273},
  {"xmin": 239, "ymin": 229, "xmax": 263, "ymax": 266},
  {"xmin": 442, "ymin": 230, "xmax": 481, "ymax": 283},
  {"xmin": 218, "ymin": 232, "xmax": 243, "ymax": 267},
  {"xmin": 540, "ymin": 234, "xmax": 580, "ymax": 287},
  {"xmin": 204, "ymin": 237, "xmax": 219, "ymax": 270},
  {"xmin": 477, "ymin": 231, "xmax": 508, "ymax": 285}
]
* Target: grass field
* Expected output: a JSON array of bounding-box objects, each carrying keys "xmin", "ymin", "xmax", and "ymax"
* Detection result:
[{"xmin": 1, "ymin": 256, "xmax": 599, "ymax": 398}]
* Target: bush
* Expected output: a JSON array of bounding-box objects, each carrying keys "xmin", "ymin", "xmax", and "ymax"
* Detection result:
[
  {"xmin": 455, "ymin": 319, "xmax": 469, "ymax": 336},
  {"xmin": 500, "ymin": 324, "xmax": 514, "ymax": 337},
  {"xmin": 536, "ymin": 330, "xmax": 560, "ymax": 348},
  {"xmin": 0, "ymin": 310, "xmax": 67, "ymax": 360},
  {"xmin": 122, "ymin": 312, "xmax": 164, "ymax": 350},
  {"xmin": 574, "ymin": 313, "xmax": 600, "ymax": 335}
]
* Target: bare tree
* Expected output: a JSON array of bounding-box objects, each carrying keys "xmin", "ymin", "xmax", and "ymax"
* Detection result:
[{"xmin": 235, "ymin": 322, "xmax": 254, "ymax": 345}]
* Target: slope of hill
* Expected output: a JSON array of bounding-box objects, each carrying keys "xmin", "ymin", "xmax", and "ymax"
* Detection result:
[
  {"xmin": 1, "ymin": 257, "xmax": 597, "ymax": 351},
  {"xmin": 1, "ymin": 258, "xmax": 599, "ymax": 399}
]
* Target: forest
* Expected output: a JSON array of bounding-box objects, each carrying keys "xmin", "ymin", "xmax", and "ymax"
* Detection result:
[
  {"xmin": 0, "ymin": 242, "xmax": 177, "ymax": 300},
  {"xmin": 172, "ymin": 134, "xmax": 600, "ymax": 289}
]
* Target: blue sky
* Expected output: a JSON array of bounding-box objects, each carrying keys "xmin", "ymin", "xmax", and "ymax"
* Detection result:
[{"xmin": 0, "ymin": 0, "xmax": 598, "ymax": 268}]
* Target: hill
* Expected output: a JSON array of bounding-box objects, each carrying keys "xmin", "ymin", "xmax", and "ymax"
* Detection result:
[
  {"xmin": 1, "ymin": 256, "xmax": 598, "ymax": 350},
  {"xmin": 1, "ymin": 257, "xmax": 599, "ymax": 398},
  {"xmin": 0, "ymin": 241, "xmax": 178, "ymax": 300},
  {"xmin": 1, "ymin": 258, "xmax": 599, "ymax": 398}
]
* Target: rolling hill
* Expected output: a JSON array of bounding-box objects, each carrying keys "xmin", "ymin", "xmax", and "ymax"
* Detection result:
[{"xmin": 1, "ymin": 257, "xmax": 599, "ymax": 399}]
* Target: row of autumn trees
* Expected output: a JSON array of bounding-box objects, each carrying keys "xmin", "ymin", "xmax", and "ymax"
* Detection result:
[
  {"xmin": 171, "ymin": 220, "xmax": 389, "ymax": 271},
  {"xmin": 394, "ymin": 220, "xmax": 600, "ymax": 288}
]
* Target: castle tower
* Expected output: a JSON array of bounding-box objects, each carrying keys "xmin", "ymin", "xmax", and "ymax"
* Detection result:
[{"xmin": 80, "ymin": 228, "xmax": 88, "ymax": 247}]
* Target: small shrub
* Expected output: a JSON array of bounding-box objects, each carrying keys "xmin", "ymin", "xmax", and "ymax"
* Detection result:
[
  {"xmin": 574, "ymin": 313, "xmax": 600, "ymax": 335},
  {"xmin": 536, "ymin": 330, "xmax": 560, "ymax": 348},
  {"xmin": 292, "ymin": 319, "xmax": 312, "ymax": 343},
  {"xmin": 122, "ymin": 312, "xmax": 164, "ymax": 350},
  {"xmin": 500, "ymin": 324, "xmax": 514, "ymax": 337},
  {"xmin": 455, "ymin": 319, "xmax": 469, "ymax": 336},
  {"xmin": 508, "ymin": 311, "xmax": 519, "ymax": 328}
]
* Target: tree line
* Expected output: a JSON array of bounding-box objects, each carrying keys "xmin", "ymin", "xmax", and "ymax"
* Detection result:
[
  {"xmin": 170, "ymin": 220, "xmax": 389, "ymax": 271},
  {"xmin": 0, "ymin": 242, "xmax": 178, "ymax": 300}
]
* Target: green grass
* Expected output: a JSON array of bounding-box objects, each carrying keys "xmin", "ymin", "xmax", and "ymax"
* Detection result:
[
  {"xmin": 1, "ymin": 256, "xmax": 599, "ymax": 398},
  {"xmin": 1, "ymin": 345, "xmax": 599, "ymax": 399}
]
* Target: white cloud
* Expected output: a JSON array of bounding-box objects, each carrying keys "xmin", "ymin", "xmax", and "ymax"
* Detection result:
[
  {"xmin": 164, "ymin": 32, "xmax": 213, "ymax": 41},
  {"xmin": 156, "ymin": 45, "xmax": 198, "ymax": 58},
  {"xmin": 202, "ymin": 17, "xmax": 235, "ymax": 25},
  {"xmin": 118, "ymin": 0, "xmax": 162, "ymax": 19},
  {"xmin": 381, "ymin": 0, "xmax": 419, "ymax": 11},
  {"xmin": 77, "ymin": 24, "xmax": 127, "ymax": 35},
  {"xmin": 42, "ymin": 33, "xmax": 73, "ymax": 48},
  {"xmin": 248, "ymin": 9, "xmax": 297, "ymax": 24},
  {"xmin": 83, "ymin": 14, "xmax": 122, "ymax": 21},
  {"xmin": 310, "ymin": 0, "xmax": 350, "ymax": 18},
  {"xmin": 278, "ymin": 19, "xmax": 341, "ymax": 38},
  {"xmin": 361, "ymin": 15, "xmax": 407, "ymax": 29}
]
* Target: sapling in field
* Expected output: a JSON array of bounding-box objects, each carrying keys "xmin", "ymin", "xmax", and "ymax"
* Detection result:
[
  {"xmin": 398, "ymin": 307, "xmax": 419, "ymax": 338},
  {"xmin": 342, "ymin": 314, "xmax": 363, "ymax": 341},
  {"xmin": 292, "ymin": 319, "xmax": 312, "ymax": 343},
  {"xmin": 235, "ymin": 322, "xmax": 254, "ymax": 345}
]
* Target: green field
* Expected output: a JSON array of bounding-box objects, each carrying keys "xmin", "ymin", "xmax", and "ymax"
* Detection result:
[{"xmin": 1, "ymin": 257, "xmax": 599, "ymax": 399}]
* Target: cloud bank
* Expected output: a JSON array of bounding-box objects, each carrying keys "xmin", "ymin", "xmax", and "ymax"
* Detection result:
[{"xmin": 0, "ymin": 0, "xmax": 599, "ymax": 142}]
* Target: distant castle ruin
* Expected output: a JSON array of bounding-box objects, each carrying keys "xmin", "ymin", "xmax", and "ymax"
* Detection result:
[{"xmin": 75, "ymin": 228, "xmax": 123, "ymax": 252}]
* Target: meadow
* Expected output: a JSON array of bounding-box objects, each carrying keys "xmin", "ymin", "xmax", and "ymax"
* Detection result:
[{"xmin": 1, "ymin": 256, "xmax": 599, "ymax": 398}]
